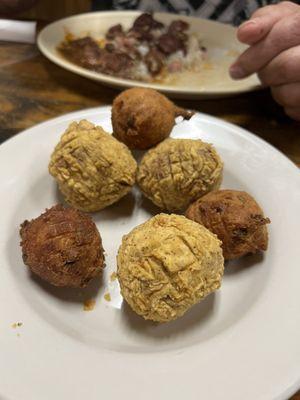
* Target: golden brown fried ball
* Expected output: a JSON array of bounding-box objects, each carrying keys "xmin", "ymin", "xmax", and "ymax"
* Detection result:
[
  {"xmin": 20, "ymin": 205, "xmax": 104, "ymax": 287},
  {"xmin": 111, "ymin": 87, "xmax": 194, "ymax": 149},
  {"xmin": 117, "ymin": 213, "xmax": 224, "ymax": 322},
  {"xmin": 186, "ymin": 190, "xmax": 270, "ymax": 260},
  {"xmin": 49, "ymin": 120, "xmax": 137, "ymax": 212},
  {"xmin": 137, "ymin": 138, "xmax": 223, "ymax": 212}
]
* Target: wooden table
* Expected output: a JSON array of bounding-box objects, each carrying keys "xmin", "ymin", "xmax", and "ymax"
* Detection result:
[{"xmin": 0, "ymin": 41, "xmax": 299, "ymax": 400}]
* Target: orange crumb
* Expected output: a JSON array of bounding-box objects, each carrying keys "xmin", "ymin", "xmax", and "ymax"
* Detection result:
[
  {"xmin": 83, "ymin": 299, "xmax": 96, "ymax": 311},
  {"xmin": 104, "ymin": 293, "xmax": 111, "ymax": 302},
  {"xmin": 12, "ymin": 322, "xmax": 23, "ymax": 329},
  {"xmin": 110, "ymin": 272, "xmax": 117, "ymax": 282}
]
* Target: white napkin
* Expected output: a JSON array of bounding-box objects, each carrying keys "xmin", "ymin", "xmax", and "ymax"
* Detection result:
[{"xmin": 0, "ymin": 19, "xmax": 36, "ymax": 44}]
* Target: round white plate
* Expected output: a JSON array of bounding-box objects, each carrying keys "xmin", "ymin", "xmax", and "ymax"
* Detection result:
[
  {"xmin": 1, "ymin": 107, "xmax": 299, "ymax": 400},
  {"xmin": 37, "ymin": 11, "xmax": 261, "ymax": 99}
]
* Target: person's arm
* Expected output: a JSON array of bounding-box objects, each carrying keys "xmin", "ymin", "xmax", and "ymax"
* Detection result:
[
  {"xmin": 0, "ymin": 0, "xmax": 39, "ymax": 16},
  {"xmin": 230, "ymin": 1, "xmax": 300, "ymax": 121}
]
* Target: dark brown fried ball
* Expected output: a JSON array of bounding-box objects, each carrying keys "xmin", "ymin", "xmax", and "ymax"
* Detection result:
[
  {"xmin": 111, "ymin": 87, "xmax": 194, "ymax": 149},
  {"xmin": 20, "ymin": 205, "xmax": 104, "ymax": 288},
  {"xmin": 185, "ymin": 190, "xmax": 270, "ymax": 260}
]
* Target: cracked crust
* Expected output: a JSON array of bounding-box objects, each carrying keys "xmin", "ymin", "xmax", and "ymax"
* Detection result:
[
  {"xmin": 186, "ymin": 190, "xmax": 270, "ymax": 260},
  {"xmin": 136, "ymin": 138, "xmax": 223, "ymax": 212},
  {"xmin": 117, "ymin": 214, "xmax": 224, "ymax": 322},
  {"xmin": 19, "ymin": 205, "xmax": 105, "ymax": 287},
  {"xmin": 49, "ymin": 120, "xmax": 137, "ymax": 212}
]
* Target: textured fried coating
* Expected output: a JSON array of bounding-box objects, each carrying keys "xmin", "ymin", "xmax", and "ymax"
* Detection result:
[
  {"xmin": 49, "ymin": 120, "xmax": 137, "ymax": 212},
  {"xmin": 20, "ymin": 205, "xmax": 104, "ymax": 287},
  {"xmin": 112, "ymin": 87, "xmax": 194, "ymax": 149},
  {"xmin": 186, "ymin": 190, "xmax": 270, "ymax": 260},
  {"xmin": 117, "ymin": 214, "xmax": 224, "ymax": 322},
  {"xmin": 136, "ymin": 138, "xmax": 223, "ymax": 212}
]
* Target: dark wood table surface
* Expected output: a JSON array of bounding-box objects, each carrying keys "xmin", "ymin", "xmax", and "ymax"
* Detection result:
[{"xmin": 0, "ymin": 40, "xmax": 299, "ymax": 399}]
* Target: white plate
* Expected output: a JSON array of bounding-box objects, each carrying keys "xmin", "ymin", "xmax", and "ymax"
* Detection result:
[
  {"xmin": 37, "ymin": 11, "xmax": 261, "ymax": 99},
  {"xmin": 1, "ymin": 107, "xmax": 300, "ymax": 400}
]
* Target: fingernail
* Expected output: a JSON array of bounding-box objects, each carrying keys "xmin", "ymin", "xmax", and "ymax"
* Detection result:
[
  {"xmin": 240, "ymin": 19, "xmax": 257, "ymax": 29},
  {"xmin": 229, "ymin": 64, "xmax": 247, "ymax": 80}
]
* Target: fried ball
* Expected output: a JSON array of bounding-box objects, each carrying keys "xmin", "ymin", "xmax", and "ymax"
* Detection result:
[
  {"xmin": 20, "ymin": 205, "xmax": 104, "ymax": 288},
  {"xmin": 111, "ymin": 87, "xmax": 194, "ymax": 149},
  {"xmin": 136, "ymin": 138, "xmax": 223, "ymax": 212},
  {"xmin": 49, "ymin": 120, "xmax": 137, "ymax": 212},
  {"xmin": 186, "ymin": 190, "xmax": 270, "ymax": 260},
  {"xmin": 117, "ymin": 213, "xmax": 224, "ymax": 322}
]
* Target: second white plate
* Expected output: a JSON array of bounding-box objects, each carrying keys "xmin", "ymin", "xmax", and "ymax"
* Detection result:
[{"xmin": 37, "ymin": 11, "xmax": 261, "ymax": 99}]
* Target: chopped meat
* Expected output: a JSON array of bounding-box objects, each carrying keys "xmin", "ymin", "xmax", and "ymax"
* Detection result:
[
  {"xmin": 96, "ymin": 52, "xmax": 133, "ymax": 77},
  {"xmin": 61, "ymin": 37, "xmax": 102, "ymax": 68},
  {"xmin": 106, "ymin": 24, "xmax": 124, "ymax": 40},
  {"xmin": 60, "ymin": 36, "xmax": 133, "ymax": 77},
  {"xmin": 129, "ymin": 13, "xmax": 164, "ymax": 42},
  {"xmin": 128, "ymin": 27, "xmax": 153, "ymax": 42},
  {"xmin": 58, "ymin": 13, "xmax": 204, "ymax": 83},
  {"xmin": 168, "ymin": 20, "xmax": 189, "ymax": 35},
  {"xmin": 105, "ymin": 42, "xmax": 115, "ymax": 52},
  {"xmin": 157, "ymin": 33, "xmax": 185, "ymax": 55},
  {"xmin": 133, "ymin": 13, "xmax": 164, "ymax": 31},
  {"xmin": 145, "ymin": 48, "xmax": 165, "ymax": 75}
]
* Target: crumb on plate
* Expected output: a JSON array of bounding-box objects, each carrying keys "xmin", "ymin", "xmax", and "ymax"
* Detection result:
[
  {"xmin": 11, "ymin": 322, "xmax": 23, "ymax": 329},
  {"xmin": 110, "ymin": 272, "xmax": 117, "ymax": 281},
  {"xmin": 104, "ymin": 293, "xmax": 111, "ymax": 302},
  {"xmin": 83, "ymin": 298, "xmax": 96, "ymax": 311}
]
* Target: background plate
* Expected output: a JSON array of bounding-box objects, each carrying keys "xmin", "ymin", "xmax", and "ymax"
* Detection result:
[
  {"xmin": 0, "ymin": 107, "xmax": 299, "ymax": 400},
  {"xmin": 37, "ymin": 12, "xmax": 261, "ymax": 99}
]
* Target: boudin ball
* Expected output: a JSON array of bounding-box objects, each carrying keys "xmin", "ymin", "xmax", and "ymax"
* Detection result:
[
  {"xmin": 49, "ymin": 119, "xmax": 137, "ymax": 212},
  {"xmin": 20, "ymin": 205, "xmax": 105, "ymax": 288},
  {"xmin": 186, "ymin": 190, "xmax": 270, "ymax": 260},
  {"xmin": 137, "ymin": 138, "xmax": 223, "ymax": 212},
  {"xmin": 117, "ymin": 213, "xmax": 224, "ymax": 322},
  {"xmin": 111, "ymin": 87, "xmax": 194, "ymax": 149}
]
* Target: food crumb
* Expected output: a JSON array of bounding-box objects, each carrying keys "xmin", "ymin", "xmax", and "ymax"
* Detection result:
[
  {"xmin": 12, "ymin": 322, "xmax": 23, "ymax": 329},
  {"xmin": 104, "ymin": 293, "xmax": 111, "ymax": 302},
  {"xmin": 83, "ymin": 299, "xmax": 96, "ymax": 311},
  {"xmin": 110, "ymin": 272, "xmax": 117, "ymax": 282},
  {"xmin": 17, "ymin": 333, "xmax": 20, "ymax": 338}
]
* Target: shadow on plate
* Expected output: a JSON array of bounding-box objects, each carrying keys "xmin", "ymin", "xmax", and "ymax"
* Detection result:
[
  {"xmin": 137, "ymin": 193, "xmax": 165, "ymax": 216},
  {"xmin": 131, "ymin": 149, "xmax": 146, "ymax": 163},
  {"xmin": 225, "ymin": 252, "xmax": 264, "ymax": 275},
  {"xmin": 28, "ymin": 271, "xmax": 103, "ymax": 303},
  {"xmin": 54, "ymin": 184, "xmax": 136, "ymax": 222},
  {"xmin": 54, "ymin": 184, "xmax": 68, "ymax": 206},
  {"xmin": 120, "ymin": 293, "xmax": 216, "ymax": 339},
  {"xmin": 93, "ymin": 191, "xmax": 136, "ymax": 222}
]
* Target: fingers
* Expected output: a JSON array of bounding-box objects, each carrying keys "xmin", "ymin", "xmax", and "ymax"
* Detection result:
[
  {"xmin": 284, "ymin": 106, "xmax": 300, "ymax": 121},
  {"xmin": 271, "ymin": 83, "xmax": 300, "ymax": 120},
  {"xmin": 237, "ymin": 2, "xmax": 298, "ymax": 45},
  {"xmin": 230, "ymin": 11, "xmax": 300, "ymax": 79},
  {"xmin": 272, "ymin": 83, "xmax": 300, "ymax": 121},
  {"xmin": 258, "ymin": 45, "xmax": 300, "ymax": 86},
  {"xmin": 271, "ymin": 83, "xmax": 300, "ymax": 108}
]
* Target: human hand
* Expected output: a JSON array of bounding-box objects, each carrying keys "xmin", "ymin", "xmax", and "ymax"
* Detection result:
[{"xmin": 230, "ymin": 1, "xmax": 300, "ymax": 121}]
